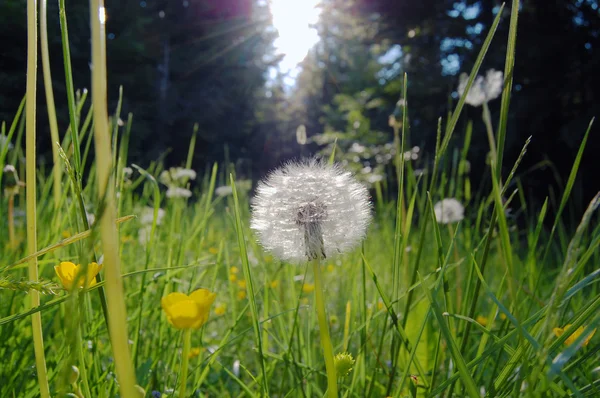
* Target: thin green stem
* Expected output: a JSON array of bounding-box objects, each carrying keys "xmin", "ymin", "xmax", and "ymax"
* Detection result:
[
  {"xmin": 26, "ymin": 0, "xmax": 50, "ymax": 396},
  {"xmin": 179, "ymin": 329, "xmax": 192, "ymax": 398},
  {"xmin": 40, "ymin": 0, "xmax": 62, "ymax": 208},
  {"xmin": 8, "ymin": 194, "xmax": 15, "ymax": 248},
  {"xmin": 313, "ymin": 258, "xmax": 337, "ymax": 397}
]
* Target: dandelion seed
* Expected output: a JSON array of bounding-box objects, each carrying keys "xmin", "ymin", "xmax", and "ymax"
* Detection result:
[
  {"xmin": 166, "ymin": 187, "xmax": 192, "ymax": 199},
  {"xmin": 54, "ymin": 261, "xmax": 103, "ymax": 290},
  {"xmin": 433, "ymin": 198, "xmax": 465, "ymax": 224},
  {"xmin": 296, "ymin": 125, "xmax": 307, "ymax": 145},
  {"xmin": 232, "ymin": 359, "xmax": 241, "ymax": 377},
  {"xmin": 160, "ymin": 288, "xmax": 216, "ymax": 330},
  {"xmin": 457, "ymin": 69, "xmax": 503, "ymax": 107},
  {"xmin": 250, "ymin": 159, "xmax": 371, "ymax": 263}
]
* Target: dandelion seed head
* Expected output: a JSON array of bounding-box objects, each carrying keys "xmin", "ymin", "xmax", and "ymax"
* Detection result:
[
  {"xmin": 250, "ymin": 159, "xmax": 372, "ymax": 263},
  {"xmin": 457, "ymin": 69, "xmax": 503, "ymax": 107},
  {"xmin": 434, "ymin": 198, "xmax": 465, "ymax": 224},
  {"xmin": 215, "ymin": 185, "xmax": 233, "ymax": 197}
]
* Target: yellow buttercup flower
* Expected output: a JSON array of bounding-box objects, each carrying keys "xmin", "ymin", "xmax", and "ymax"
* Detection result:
[
  {"xmin": 302, "ymin": 283, "xmax": 315, "ymax": 293},
  {"xmin": 188, "ymin": 347, "xmax": 202, "ymax": 359},
  {"xmin": 554, "ymin": 324, "xmax": 596, "ymax": 347},
  {"xmin": 161, "ymin": 289, "xmax": 216, "ymax": 330},
  {"xmin": 237, "ymin": 280, "xmax": 247, "ymax": 289},
  {"xmin": 237, "ymin": 290, "xmax": 247, "ymax": 300},
  {"xmin": 214, "ymin": 303, "xmax": 226, "ymax": 316},
  {"xmin": 476, "ymin": 316, "xmax": 488, "ymax": 327},
  {"xmin": 230, "ymin": 266, "xmax": 239, "ymax": 274},
  {"xmin": 209, "ymin": 247, "xmax": 219, "ymax": 255},
  {"xmin": 269, "ymin": 280, "xmax": 279, "ymax": 289},
  {"xmin": 61, "ymin": 230, "xmax": 72, "ymax": 239},
  {"xmin": 229, "ymin": 274, "xmax": 238, "ymax": 283},
  {"xmin": 54, "ymin": 261, "xmax": 103, "ymax": 290}
]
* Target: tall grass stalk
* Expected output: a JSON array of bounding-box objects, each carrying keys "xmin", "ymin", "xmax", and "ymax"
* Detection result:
[
  {"xmin": 25, "ymin": 0, "xmax": 50, "ymax": 396},
  {"xmin": 90, "ymin": 1, "xmax": 138, "ymax": 396},
  {"xmin": 40, "ymin": 0, "xmax": 62, "ymax": 208}
]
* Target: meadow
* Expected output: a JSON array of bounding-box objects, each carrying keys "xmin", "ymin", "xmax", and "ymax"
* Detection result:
[{"xmin": 1, "ymin": 1, "xmax": 599, "ymax": 397}]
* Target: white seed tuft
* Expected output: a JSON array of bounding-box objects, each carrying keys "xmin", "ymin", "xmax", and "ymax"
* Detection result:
[
  {"xmin": 433, "ymin": 198, "xmax": 465, "ymax": 224},
  {"xmin": 250, "ymin": 159, "xmax": 372, "ymax": 263}
]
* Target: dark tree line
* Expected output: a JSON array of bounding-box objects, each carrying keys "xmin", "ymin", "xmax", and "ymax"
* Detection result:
[{"xmin": 1, "ymin": 0, "xmax": 599, "ymax": 217}]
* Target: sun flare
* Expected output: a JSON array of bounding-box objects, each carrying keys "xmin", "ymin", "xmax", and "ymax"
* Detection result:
[{"xmin": 269, "ymin": 0, "xmax": 321, "ymax": 77}]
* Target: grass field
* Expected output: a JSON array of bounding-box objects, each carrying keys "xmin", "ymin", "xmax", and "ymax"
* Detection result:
[{"xmin": 1, "ymin": 0, "xmax": 599, "ymax": 397}]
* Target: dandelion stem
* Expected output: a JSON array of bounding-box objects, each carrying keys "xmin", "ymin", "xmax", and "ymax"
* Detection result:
[
  {"xmin": 179, "ymin": 329, "xmax": 192, "ymax": 398},
  {"xmin": 313, "ymin": 258, "xmax": 338, "ymax": 397},
  {"xmin": 482, "ymin": 102, "xmax": 497, "ymax": 166}
]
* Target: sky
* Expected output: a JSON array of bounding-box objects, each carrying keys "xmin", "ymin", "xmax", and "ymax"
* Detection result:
[{"xmin": 268, "ymin": 0, "xmax": 322, "ymax": 85}]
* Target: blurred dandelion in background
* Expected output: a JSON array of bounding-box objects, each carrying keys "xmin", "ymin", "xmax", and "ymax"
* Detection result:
[
  {"xmin": 433, "ymin": 198, "xmax": 465, "ymax": 224},
  {"xmin": 457, "ymin": 69, "xmax": 503, "ymax": 107}
]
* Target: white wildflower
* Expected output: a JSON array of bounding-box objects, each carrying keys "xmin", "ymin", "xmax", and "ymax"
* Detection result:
[
  {"xmin": 159, "ymin": 170, "xmax": 172, "ymax": 186},
  {"xmin": 171, "ymin": 168, "xmax": 196, "ymax": 181},
  {"xmin": 434, "ymin": 198, "xmax": 465, "ymax": 224},
  {"xmin": 232, "ymin": 360, "xmax": 241, "ymax": 377},
  {"xmin": 215, "ymin": 185, "xmax": 233, "ymax": 197},
  {"xmin": 457, "ymin": 69, "xmax": 503, "ymax": 107},
  {"xmin": 140, "ymin": 207, "xmax": 165, "ymax": 225},
  {"xmin": 250, "ymin": 159, "xmax": 372, "ymax": 263},
  {"xmin": 166, "ymin": 187, "xmax": 192, "ymax": 199},
  {"xmin": 122, "ymin": 167, "xmax": 133, "ymax": 179},
  {"xmin": 86, "ymin": 212, "xmax": 96, "ymax": 226}
]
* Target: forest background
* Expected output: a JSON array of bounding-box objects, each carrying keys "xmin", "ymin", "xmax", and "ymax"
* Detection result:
[{"xmin": 1, "ymin": 0, "xmax": 599, "ymax": 221}]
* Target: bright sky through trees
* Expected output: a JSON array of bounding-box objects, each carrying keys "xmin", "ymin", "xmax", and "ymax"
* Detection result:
[{"xmin": 269, "ymin": 0, "xmax": 321, "ymax": 84}]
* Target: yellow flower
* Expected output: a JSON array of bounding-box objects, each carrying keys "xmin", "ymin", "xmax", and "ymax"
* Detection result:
[
  {"xmin": 230, "ymin": 266, "xmax": 239, "ymax": 274},
  {"xmin": 237, "ymin": 280, "xmax": 247, "ymax": 289},
  {"xmin": 161, "ymin": 289, "xmax": 216, "ymax": 330},
  {"xmin": 264, "ymin": 255, "xmax": 273, "ymax": 264},
  {"xmin": 476, "ymin": 316, "xmax": 488, "ymax": 327},
  {"xmin": 229, "ymin": 274, "xmax": 238, "ymax": 283},
  {"xmin": 554, "ymin": 324, "xmax": 596, "ymax": 347},
  {"xmin": 269, "ymin": 280, "xmax": 279, "ymax": 289},
  {"xmin": 209, "ymin": 247, "xmax": 219, "ymax": 255},
  {"xmin": 377, "ymin": 300, "xmax": 385, "ymax": 311},
  {"xmin": 327, "ymin": 264, "xmax": 335, "ymax": 273},
  {"xmin": 188, "ymin": 347, "xmax": 202, "ymax": 359},
  {"xmin": 302, "ymin": 283, "xmax": 315, "ymax": 293},
  {"xmin": 61, "ymin": 230, "xmax": 72, "ymax": 239},
  {"xmin": 215, "ymin": 303, "xmax": 226, "ymax": 316},
  {"xmin": 120, "ymin": 235, "xmax": 134, "ymax": 243},
  {"xmin": 54, "ymin": 261, "xmax": 103, "ymax": 290},
  {"xmin": 237, "ymin": 290, "xmax": 247, "ymax": 300}
]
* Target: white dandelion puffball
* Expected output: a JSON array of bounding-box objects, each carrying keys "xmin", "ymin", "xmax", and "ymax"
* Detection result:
[
  {"xmin": 434, "ymin": 198, "xmax": 465, "ymax": 224},
  {"xmin": 250, "ymin": 159, "xmax": 372, "ymax": 263},
  {"xmin": 457, "ymin": 69, "xmax": 503, "ymax": 107}
]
